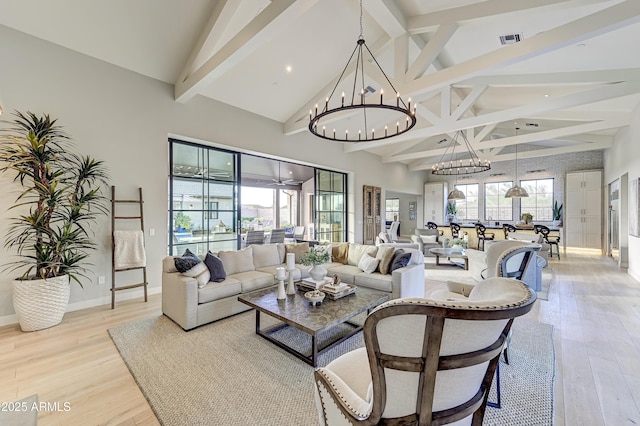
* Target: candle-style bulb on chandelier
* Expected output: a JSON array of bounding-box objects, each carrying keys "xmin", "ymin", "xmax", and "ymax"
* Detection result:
[
  {"xmin": 308, "ymin": 0, "xmax": 416, "ymax": 142},
  {"xmin": 431, "ymin": 130, "xmax": 491, "ymax": 175}
]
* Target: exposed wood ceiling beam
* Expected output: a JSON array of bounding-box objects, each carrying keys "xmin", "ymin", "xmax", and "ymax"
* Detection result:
[
  {"xmin": 405, "ymin": 22, "xmax": 458, "ymax": 81},
  {"xmin": 408, "ymin": 0, "xmax": 583, "ymax": 33},
  {"xmin": 393, "ymin": 117, "xmax": 627, "ymax": 164},
  {"xmin": 458, "ymin": 68, "xmax": 640, "ymax": 87},
  {"xmin": 346, "ymin": 79, "xmax": 640, "ymax": 152},
  {"xmin": 411, "ymin": 140, "xmax": 614, "ymax": 171},
  {"xmin": 175, "ymin": 0, "xmax": 317, "ymax": 103},
  {"xmin": 175, "ymin": 0, "xmax": 239, "ymax": 86},
  {"xmin": 403, "ymin": 1, "xmax": 640, "ymax": 99}
]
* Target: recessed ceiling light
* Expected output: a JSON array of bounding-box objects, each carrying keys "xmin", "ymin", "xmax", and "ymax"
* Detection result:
[
  {"xmin": 285, "ymin": 65, "xmax": 292, "ymax": 73},
  {"xmin": 544, "ymin": 94, "xmax": 549, "ymax": 98},
  {"xmin": 577, "ymin": 43, "xmax": 586, "ymax": 48},
  {"xmin": 227, "ymin": 162, "xmax": 231, "ymax": 166}
]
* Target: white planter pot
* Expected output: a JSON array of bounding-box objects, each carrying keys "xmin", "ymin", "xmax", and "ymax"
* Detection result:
[
  {"xmin": 13, "ymin": 275, "xmax": 70, "ymax": 332},
  {"xmin": 309, "ymin": 264, "xmax": 327, "ymax": 284},
  {"xmin": 450, "ymin": 245, "xmax": 463, "ymax": 252}
]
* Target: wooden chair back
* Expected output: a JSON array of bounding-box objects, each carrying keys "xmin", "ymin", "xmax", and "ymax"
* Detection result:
[{"xmin": 314, "ymin": 282, "xmax": 536, "ymax": 425}]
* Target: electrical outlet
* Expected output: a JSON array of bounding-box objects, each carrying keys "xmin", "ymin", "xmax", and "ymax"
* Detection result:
[{"xmin": 98, "ymin": 276, "xmax": 105, "ymax": 285}]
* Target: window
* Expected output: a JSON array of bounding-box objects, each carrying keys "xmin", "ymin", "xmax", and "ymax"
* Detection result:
[
  {"xmin": 169, "ymin": 140, "xmax": 238, "ymax": 255},
  {"xmin": 385, "ymin": 198, "xmax": 399, "ymax": 221},
  {"xmin": 316, "ymin": 169, "xmax": 347, "ymax": 242},
  {"xmin": 453, "ymin": 184, "xmax": 479, "ymax": 221},
  {"xmin": 520, "ymin": 178, "xmax": 554, "ymax": 221},
  {"xmin": 484, "ymin": 182, "xmax": 513, "ymax": 221}
]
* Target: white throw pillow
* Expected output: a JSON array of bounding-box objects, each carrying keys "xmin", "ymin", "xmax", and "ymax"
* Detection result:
[
  {"xmin": 181, "ymin": 262, "xmax": 210, "ymax": 288},
  {"xmin": 358, "ymin": 253, "xmax": 379, "ymax": 274},
  {"xmin": 421, "ymin": 235, "xmax": 438, "ymax": 244}
]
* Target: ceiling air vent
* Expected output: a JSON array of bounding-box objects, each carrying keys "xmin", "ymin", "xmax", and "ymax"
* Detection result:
[
  {"xmin": 499, "ymin": 33, "xmax": 522, "ymax": 45},
  {"xmin": 526, "ymin": 122, "xmax": 539, "ymax": 127}
]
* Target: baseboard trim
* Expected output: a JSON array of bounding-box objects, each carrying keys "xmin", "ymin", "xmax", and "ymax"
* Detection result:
[{"xmin": 0, "ymin": 286, "xmax": 162, "ymax": 327}]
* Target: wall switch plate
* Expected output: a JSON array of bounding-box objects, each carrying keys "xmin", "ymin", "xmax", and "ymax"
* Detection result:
[
  {"xmin": 98, "ymin": 276, "xmax": 105, "ymax": 285},
  {"xmin": 149, "ymin": 228, "xmax": 155, "ymax": 236}
]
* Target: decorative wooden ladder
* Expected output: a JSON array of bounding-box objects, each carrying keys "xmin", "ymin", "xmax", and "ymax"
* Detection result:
[{"xmin": 111, "ymin": 186, "xmax": 148, "ymax": 309}]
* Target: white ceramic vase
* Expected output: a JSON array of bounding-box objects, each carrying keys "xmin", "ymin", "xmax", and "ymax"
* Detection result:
[
  {"xmin": 309, "ymin": 264, "xmax": 327, "ymax": 285},
  {"xmin": 450, "ymin": 244, "xmax": 463, "ymax": 252}
]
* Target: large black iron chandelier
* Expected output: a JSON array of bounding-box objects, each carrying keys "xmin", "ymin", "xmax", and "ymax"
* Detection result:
[
  {"xmin": 431, "ymin": 130, "xmax": 491, "ymax": 175},
  {"xmin": 308, "ymin": 0, "xmax": 416, "ymax": 142}
]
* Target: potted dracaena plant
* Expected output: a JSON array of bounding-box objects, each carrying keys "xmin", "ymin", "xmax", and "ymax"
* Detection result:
[{"xmin": 0, "ymin": 111, "xmax": 109, "ymax": 331}]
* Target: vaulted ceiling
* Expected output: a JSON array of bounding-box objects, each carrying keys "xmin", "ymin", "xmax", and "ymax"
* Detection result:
[{"xmin": 1, "ymin": 0, "xmax": 639, "ymax": 171}]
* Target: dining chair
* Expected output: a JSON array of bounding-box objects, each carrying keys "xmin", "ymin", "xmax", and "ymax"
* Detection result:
[
  {"xmin": 502, "ymin": 224, "xmax": 516, "ymax": 239},
  {"xmin": 245, "ymin": 230, "xmax": 265, "ymax": 246},
  {"xmin": 268, "ymin": 228, "xmax": 285, "ymax": 244},
  {"xmin": 536, "ymin": 225, "xmax": 561, "ymax": 259},
  {"xmin": 475, "ymin": 223, "xmax": 495, "ymax": 250}
]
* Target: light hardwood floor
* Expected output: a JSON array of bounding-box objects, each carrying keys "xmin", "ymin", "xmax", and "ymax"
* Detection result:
[{"xmin": 1, "ymin": 250, "xmax": 639, "ymax": 425}]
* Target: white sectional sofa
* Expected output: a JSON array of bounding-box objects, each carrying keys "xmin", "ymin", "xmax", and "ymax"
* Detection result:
[{"xmin": 162, "ymin": 242, "xmax": 425, "ymax": 330}]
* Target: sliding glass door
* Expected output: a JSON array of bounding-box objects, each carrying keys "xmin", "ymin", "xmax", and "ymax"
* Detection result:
[{"xmin": 169, "ymin": 140, "xmax": 239, "ymax": 255}]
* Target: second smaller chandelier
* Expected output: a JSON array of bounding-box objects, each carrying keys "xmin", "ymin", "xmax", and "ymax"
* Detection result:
[{"xmin": 431, "ymin": 130, "xmax": 491, "ymax": 175}]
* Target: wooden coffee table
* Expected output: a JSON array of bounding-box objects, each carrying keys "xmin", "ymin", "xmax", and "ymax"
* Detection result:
[
  {"xmin": 429, "ymin": 247, "xmax": 469, "ymax": 270},
  {"xmin": 238, "ymin": 286, "xmax": 389, "ymax": 367}
]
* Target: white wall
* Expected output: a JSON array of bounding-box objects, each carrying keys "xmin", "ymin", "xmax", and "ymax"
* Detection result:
[
  {"xmin": 0, "ymin": 25, "xmax": 426, "ymax": 323},
  {"xmin": 604, "ymin": 103, "xmax": 640, "ymax": 281}
]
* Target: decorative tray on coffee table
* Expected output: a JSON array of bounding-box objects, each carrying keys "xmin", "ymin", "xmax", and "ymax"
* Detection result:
[{"xmin": 297, "ymin": 278, "xmax": 357, "ymax": 300}]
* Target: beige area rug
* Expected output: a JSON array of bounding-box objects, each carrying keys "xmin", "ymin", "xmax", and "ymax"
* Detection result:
[
  {"xmin": 109, "ymin": 311, "xmax": 554, "ymax": 425},
  {"xmin": 424, "ymin": 257, "xmax": 553, "ymax": 301}
]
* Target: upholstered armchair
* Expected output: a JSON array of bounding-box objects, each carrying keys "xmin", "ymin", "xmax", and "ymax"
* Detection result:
[
  {"xmin": 443, "ymin": 240, "xmax": 544, "ymax": 292},
  {"xmin": 411, "ymin": 228, "xmax": 441, "ymax": 257},
  {"xmin": 313, "ymin": 278, "xmax": 536, "ymax": 425}
]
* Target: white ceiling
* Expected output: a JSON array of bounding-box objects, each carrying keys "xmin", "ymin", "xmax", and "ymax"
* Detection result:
[{"xmin": 1, "ymin": 0, "xmax": 639, "ymax": 172}]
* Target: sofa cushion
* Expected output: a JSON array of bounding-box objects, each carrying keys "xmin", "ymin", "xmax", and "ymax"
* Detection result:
[
  {"xmin": 232, "ymin": 270, "xmax": 275, "ymax": 293},
  {"xmin": 358, "ymin": 253, "xmax": 379, "ymax": 274},
  {"xmin": 218, "ymin": 247, "xmax": 255, "ymax": 275},
  {"xmin": 375, "ymin": 246, "xmax": 396, "ymax": 275},
  {"xmin": 347, "ymin": 244, "xmax": 378, "ymax": 266},
  {"xmin": 332, "ymin": 243, "xmax": 349, "ymax": 265},
  {"xmin": 198, "ymin": 278, "xmax": 242, "ymax": 304},
  {"xmin": 256, "ymin": 265, "xmax": 303, "ymax": 281},
  {"xmin": 252, "ymin": 244, "xmax": 283, "ymax": 268},
  {"xmin": 285, "ymin": 242, "xmax": 310, "ymax": 263},
  {"xmin": 325, "ymin": 264, "xmax": 361, "ymax": 285},
  {"xmin": 204, "ymin": 252, "xmax": 226, "ymax": 282},
  {"xmin": 354, "ymin": 272, "xmax": 393, "ymax": 293}
]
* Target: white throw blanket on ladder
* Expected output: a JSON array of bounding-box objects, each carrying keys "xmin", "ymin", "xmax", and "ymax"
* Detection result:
[{"xmin": 114, "ymin": 230, "xmax": 146, "ymax": 269}]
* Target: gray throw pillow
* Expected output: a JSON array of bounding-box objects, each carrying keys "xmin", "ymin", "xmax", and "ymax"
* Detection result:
[
  {"xmin": 390, "ymin": 252, "xmax": 411, "ymax": 272},
  {"xmin": 204, "ymin": 251, "xmax": 226, "ymax": 282},
  {"xmin": 174, "ymin": 249, "xmax": 201, "ymax": 273}
]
